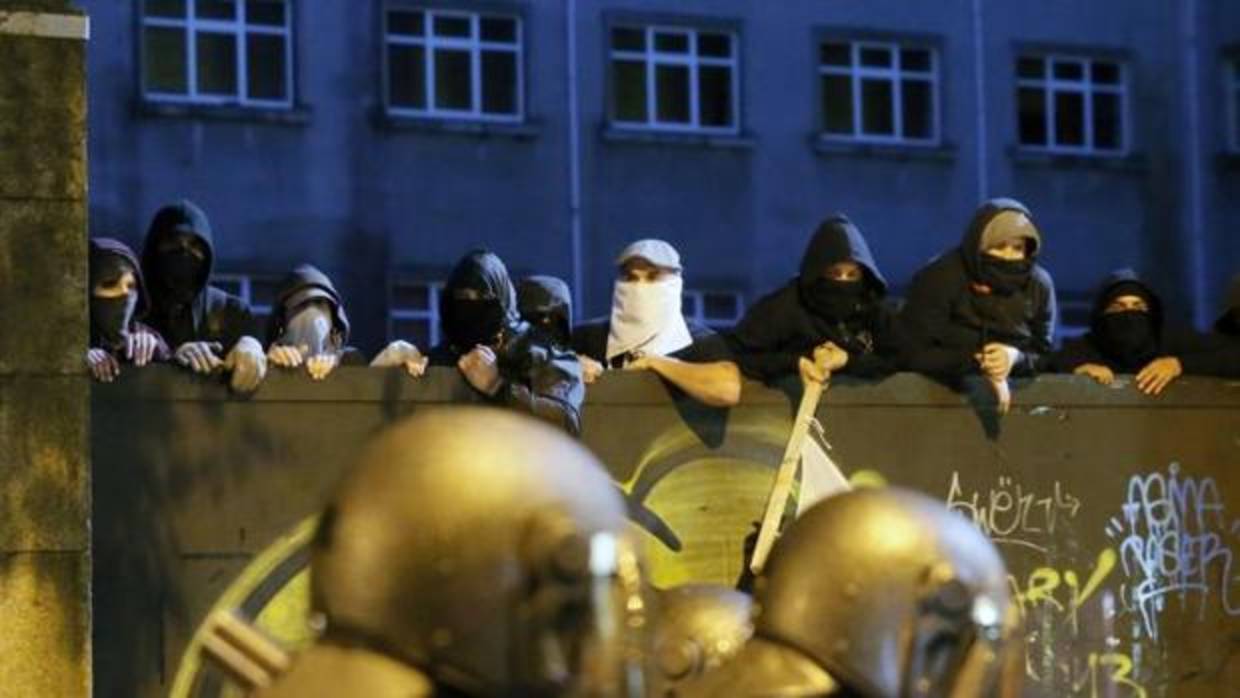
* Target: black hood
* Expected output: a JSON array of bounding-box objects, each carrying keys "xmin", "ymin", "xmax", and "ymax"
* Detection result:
[
  {"xmin": 89, "ymin": 237, "xmax": 151, "ymax": 318},
  {"xmin": 439, "ymin": 249, "xmax": 521, "ymax": 341},
  {"xmin": 266, "ymin": 264, "xmax": 350, "ymax": 346},
  {"xmin": 140, "ymin": 199, "xmax": 215, "ymax": 297},
  {"xmin": 958, "ymin": 198, "xmax": 1038, "ymax": 281},
  {"xmin": 1089, "ymin": 268, "xmax": 1163, "ymax": 336},
  {"xmin": 517, "ymin": 275, "xmax": 572, "ymax": 337},
  {"xmin": 1216, "ymin": 273, "xmax": 1240, "ymax": 333},
  {"xmin": 798, "ymin": 214, "xmax": 888, "ymax": 294}
]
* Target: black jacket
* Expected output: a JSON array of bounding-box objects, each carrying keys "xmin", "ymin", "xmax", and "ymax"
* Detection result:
[
  {"xmin": 901, "ymin": 198, "xmax": 1056, "ymax": 380},
  {"xmin": 1047, "ymin": 269, "xmax": 1217, "ymax": 374},
  {"xmin": 429, "ymin": 251, "xmax": 586, "ymax": 435},
  {"xmin": 727, "ymin": 214, "xmax": 904, "ymax": 381},
  {"xmin": 266, "ymin": 264, "xmax": 366, "ymax": 365},
  {"xmin": 140, "ymin": 200, "xmax": 255, "ymax": 351},
  {"xmin": 1171, "ymin": 273, "xmax": 1240, "ymax": 378}
]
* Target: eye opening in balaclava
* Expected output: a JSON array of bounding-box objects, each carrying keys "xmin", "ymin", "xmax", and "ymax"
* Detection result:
[{"xmin": 90, "ymin": 256, "xmax": 139, "ymax": 350}]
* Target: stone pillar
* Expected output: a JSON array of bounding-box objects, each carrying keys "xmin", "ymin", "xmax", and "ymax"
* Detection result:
[{"xmin": 0, "ymin": 2, "xmax": 91, "ymax": 696}]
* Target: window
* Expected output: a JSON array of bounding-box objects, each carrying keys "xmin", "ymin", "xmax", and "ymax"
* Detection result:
[
  {"xmin": 818, "ymin": 40, "xmax": 939, "ymax": 144},
  {"xmin": 1229, "ymin": 57, "xmax": 1240, "ymax": 153},
  {"xmin": 390, "ymin": 280, "xmax": 443, "ymax": 349},
  {"xmin": 141, "ymin": 0, "xmax": 293, "ymax": 107},
  {"xmin": 683, "ymin": 290, "xmax": 743, "ymax": 330},
  {"xmin": 213, "ymin": 273, "xmax": 278, "ymax": 318},
  {"xmin": 1015, "ymin": 54, "xmax": 1126, "ymax": 155},
  {"xmin": 384, "ymin": 9, "xmax": 523, "ymax": 121},
  {"xmin": 609, "ymin": 24, "xmax": 739, "ymax": 133}
]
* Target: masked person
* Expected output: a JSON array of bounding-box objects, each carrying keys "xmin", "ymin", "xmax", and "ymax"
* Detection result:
[
  {"xmin": 676, "ymin": 488, "xmax": 1020, "ymax": 698},
  {"xmin": 1047, "ymin": 269, "xmax": 1223, "ymax": 394},
  {"xmin": 729, "ymin": 215, "xmax": 904, "ymax": 386},
  {"xmin": 573, "ymin": 239, "xmax": 741, "ymax": 407},
  {"xmin": 254, "ymin": 409, "xmax": 649, "ymax": 698},
  {"xmin": 901, "ymin": 198, "xmax": 1056, "ymax": 413},
  {"xmin": 140, "ymin": 199, "xmax": 266, "ymax": 392},
  {"xmin": 517, "ymin": 275, "xmax": 606, "ymax": 385},
  {"xmin": 264, "ymin": 264, "xmax": 367, "ymax": 381},
  {"xmin": 86, "ymin": 238, "xmax": 170, "ymax": 382}
]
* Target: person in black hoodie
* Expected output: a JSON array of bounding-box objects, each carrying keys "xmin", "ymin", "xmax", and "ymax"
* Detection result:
[
  {"xmin": 517, "ymin": 274, "xmax": 605, "ymax": 384},
  {"xmin": 383, "ymin": 249, "xmax": 585, "ymax": 435},
  {"xmin": 901, "ymin": 198, "xmax": 1056, "ymax": 413},
  {"xmin": 1049, "ymin": 269, "xmax": 1227, "ymax": 394},
  {"xmin": 264, "ymin": 264, "xmax": 367, "ymax": 381},
  {"xmin": 86, "ymin": 237, "xmax": 171, "ymax": 382},
  {"xmin": 728, "ymin": 214, "xmax": 904, "ymax": 384},
  {"xmin": 1181, "ymin": 273, "xmax": 1240, "ymax": 379},
  {"xmin": 140, "ymin": 199, "xmax": 266, "ymax": 392}
]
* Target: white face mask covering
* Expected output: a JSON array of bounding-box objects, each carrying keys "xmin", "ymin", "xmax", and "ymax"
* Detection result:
[{"xmin": 605, "ymin": 276, "xmax": 693, "ymax": 365}]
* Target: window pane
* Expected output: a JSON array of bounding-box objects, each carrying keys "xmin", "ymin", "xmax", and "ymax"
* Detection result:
[
  {"xmin": 901, "ymin": 79, "xmax": 933, "ymax": 139},
  {"xmin": 613, "ymin": 60, "xmax": 647, "ymax": 121},
  {"xmin": 1017, "ymin": 86, "xmax": 1047, "ymax": 145},
  {"xmin": 245, "ymin": 0, "xmax": 284, "ymax": 26},
  {"xmin": 822, "ymin": 74, "xmax": 853, "ymax": 133},
  {"xmin": 860, "ymin": 46, "xmax": 892, "ymax": 68},
  {"xmin": 394, "ymin": 284, "xmax": 431, "ymax": 309},
  {"xmin": 389, "ymin": 45, "xmax": 426, "ymax": 108},
  {"xmin": 246, "ymin": 33, "xmax": 286, "ymax": 100},
  {"xmin": 860, "ymin": 78, "xmax": 894, "ymax": 135},
  {"xmin": 1016, "ymin": 56, "xmax": 1044, "ymax": 79},
  {"xmin": 1053, "ymin": 60, "xmax": 1084, "ymax": 81},
  {"xmin": 196, "ymin": 32, "xmax": 238, "ymax": 95},
  {"xmin": 196, "ymin": 0, "xmax": 235, "ymax": 20},
  {"xmin": 681, "ymin": 294, "xmax": 700, "ymax": 317},
  {"xmin": 655, "ymin": 31, "xmax": 689, "ymax": 53},
  {"xmin": 1090, "ymin": 61, "xmax": 1120, "ymax": 85},
  {"xmin": 698, "ymin": 33, "xmax": 731, "ymax": 58},
  {"xmin": 655, "ymin": 64, "xmax": 690, "ymax": 123},
  {"xmin": 820, "ymin": 42, "xmax": 850, "ymax": 67},
  {"xmin": 388, "ymin": 10, "xmax": 424, "ymax": 36},
  {"xmin": 699, "ymin": 65, "xmax": 732, "ymax": 127},
  {"xmin": 612, "ymin": 27, "xmax": 644, "ymax": 51},
  {"xmin": 1054, "ymin": 90, "xmax": 1085, "ymax": 146},
  {"xmin": 144, "ymin": 26, "xmax": 188, "ymax": 93},
  {"xmin": 250, "ymin": 277, "xmax": 280, "ymax": 309},
  {"xmin": 900, "ymin": 48, "xmax": 931, "ymax": 72},
  {"xmin": 1092, "ymin": 91, "xmax": 1122, "ymax": 150},
  {"xmin": 481, "ymin": 50, "xmax": 517, "ymax": 114},
  {"xmin": 433, "ymin": 48, "xmax": 472, "ymax": 110},
  {"xmin": 433, "ymin": 15, "xmax": 471, "ymax": 38},
  {"xmin": 145, "ymin": 0, "xmax": 186, "ymax": 18},
  {"xmin": 392, "ymin": 317, "xmax": 432, "ymax": 351},
  {"xmin": 480, "ymin": 16, "xmax": 516, "ymax": 43},
  {"xmin": 703, "ymin": 293, "xmax": 739, "ymax": 320}
]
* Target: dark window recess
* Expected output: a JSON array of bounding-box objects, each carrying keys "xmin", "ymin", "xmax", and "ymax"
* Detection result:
[
  {"xmin": 196, "ymin": 32, "xmax": 238, "ymax": 95},
  {"xmin": 1091, "ymin": 61, "xmax": 1120, "ymax": 84},
  {"xmin": 860, "ymin": 46, "xmax": 891, "ymax": 68},
  {"xmin": 480, "ymin": 17, "xmax": 516, "ymax": 42},
  {"xmin": 698, "ymin": 65, "xmax": 732, "ymax": 127},
  {"xmin": 1092, "ymin": 91, "xmax": 1121, "ymax": 150},
  {"xmin": 388, "ymin": 10, "xmax": 424, "ymax": 36},
  {"xmin": 613, "ymin": 61, "xmax": 647, "ymax": 121},
  {"xmin": 821, "ymin": 74, "xmax": 853, "ymax": 133},
  {"xmin": 1054, "ymin": 91, "xmax": 1085, "ymax": 146},
  {"xmin": 612, "ymin": 27, "xmax": 644, "ymax": 51},
  {"xmin": 434, "ymin": 49, "xmax": 472, "ymax": 110},
  {"xmin": 393, "ymin": 284, "xmax": 430, "ymax": 309},
  {"xmin": 901, "ymin": 80, "xmax": 932, "ymax": 139},
  {"xmin": 145, "ymin": 0, "xmax": 186, "ymax": 18},
  {"xmin": 900, "ymin": 48, "xmax": 931, "ymax": 72},
  {"xmin": 1016, "ymin": 56, "xmax": 1044, "ymax": 79},
  {"xmin": 698, "ymin": 33, "xmax": 731, "ymax": 58},
  {"xmin": 655, "ymin": 64, "xmax": 691, "ymax": 123},
  {"xmin": 196, "ymin": 0, "xmax": 235, "ymax": 20},
  {"xmin": 703, "ymin": 293, "xmax": 740, "ymax": 320},
  {"xmin": 1017, "ymin": 86, "xmax": 1047, "ymax": 145},
  {"xmin": 481, "ymin": 52, "xmax": 518, "ymax": 114},
  {"xmin": 820, "ymin": 42, "xmax": 850, "ymax": 67},
  {"xmin": 654, "ymin": 31, "xmax": 689, "ymax": 54},
  {"xmin": 392, "ymin": 317, "xmax": 433, "ymax": 350},
  {"xmin": 388, "ymin": 45, "xmax": 426, "ymax": 108},
  {"xmin": 860, "ymin": 79, "xmax": 894, "ymax": 135},
  {"xmin": 1053, "ymin": 60, "xmax": 1084, "ymax": 81},
  {"xmin": 246, "ymin": 33, "xmax": 286, "ymax": 100},
  {"xmin": 433, "ymin": 15, "xmax": 471, "ymax": 38},
  {"xmin": 144, "ymin": 26, "xmax": 188, "ymax": 92}
]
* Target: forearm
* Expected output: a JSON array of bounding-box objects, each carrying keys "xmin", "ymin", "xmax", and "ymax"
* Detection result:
[{"xmin": 647, "ymin": 357, "xmax": 742, "ymax": 407}]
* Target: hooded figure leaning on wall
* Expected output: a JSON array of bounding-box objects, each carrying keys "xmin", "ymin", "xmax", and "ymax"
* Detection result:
[
  {"xmin": 86, "ymin": 237, "xmax": 172, "ymax": 383},
  {"xmin": 1047, "ymin": 269, "xmax": 1227, "ymax": 394},
  {"xmin": 140, "ymin": 199, "xmax": 266, "ymax": 392},
  {"xmin": 376, "ymin": 250, "xmax": 585, "ymax": 435},
  {"xmin": 728, "ymin": 214, "xmax": 905, "ymax": 386},
  {"xmin": 264, "ymin": 264, "xmax": 368, "ymax": 381},
  {"xmin": 572, "ymin": 239, "xmax": 742, "ymax": 407},
  {"xmin": 900, "ymin": 198, "xmax": 1057, "ymax": 414},
  {"xmin": 516, "ymin": 274, "xmax": 607, "ymax": 384}
]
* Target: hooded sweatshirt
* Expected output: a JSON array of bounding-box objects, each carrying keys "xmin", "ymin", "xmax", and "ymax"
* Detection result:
[
  {"xmin": 1049, "ymin": 269, "xmax": 1223, "ymax": 375},
  {"xmin": 265, "ymin": 264, "xmax": 367, "ymax": 365},
  {"xmin": 140, "ymin": 200, "xmax": 255, "ymax": 351},
  {"xmin": 428, "ymin": 250, "xmax": 586, "ymax": 435},
  {"xmin": 89, "ymin": 237, "xmax": 171, "ymax": 361},
  {"xmin": 901, "ymin": 198, "xmax": 1057, "ymax": 381},
  {"xmin": 727, "ymin": 215, "xmax": 905, "ymax": 381},
  {"xmin": 517, "ymin": 275, "xmax": 573, "ymax": 348}
]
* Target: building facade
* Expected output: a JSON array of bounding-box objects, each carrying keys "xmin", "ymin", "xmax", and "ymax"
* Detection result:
[{"xmin": 82, "ymin": 0, "xmax": 1240, "ymax": 354}]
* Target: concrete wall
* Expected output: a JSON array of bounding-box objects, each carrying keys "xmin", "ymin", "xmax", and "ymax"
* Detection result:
[{"xmin": 0, "ymin": 2, "xmax": 92, "ymax": 696}]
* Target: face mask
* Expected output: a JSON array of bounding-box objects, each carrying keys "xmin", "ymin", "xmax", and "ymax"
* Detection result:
[
  {"xmin": 526, "ymin": 312, "xmax": 568, "ymax": 347},
  {"xmin": 978, "ymin": 257, "xmax": 1033, "ymax": 295},
  {"xmin": 1098, "ymin": 310, "xmax": 1158, "ymax": 365},
  {"xmin": 446, "ymin": 297, "xmax": 506, "ymax": 350},
  {"xmin": 91, "ymin": 292, "xmax": 138, "ymax": 349},
  {"xmin": 606, "ymin": 277, "xmax": 692, "ymax": 363},
  {"xmin": 804, "ymin": 277, "xmax": 867, "ymax": 320},
  {"xmin": 279, "ymin": 303, "xmax": 338, "ymax": 356},
  {"xmin": 157, "ymin": 249, "xmax": 203, "ymax": 302}
]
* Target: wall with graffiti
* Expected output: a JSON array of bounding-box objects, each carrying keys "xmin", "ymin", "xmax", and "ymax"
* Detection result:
[{"xmin": 91, "ymin": 369, "xmax": 1240, "ymax": 697}]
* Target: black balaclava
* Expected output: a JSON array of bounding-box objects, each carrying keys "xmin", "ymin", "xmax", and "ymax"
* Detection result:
[
  {"xmin": 517, "ymin": 275, "xmax": 573, "ymax": 348},
  {"xmin": 1090, "ymin": 272, "xmax": 1163, "ymax": 371},
  {"xmin": 440, "ymin": 250, "xmax": 520, "ymax": 353},
  {"xmin": 90, "ymin": 252, "xmax": 139, "ymax": 350},
  {"xmin": 154, "ymin": 232, "xmax": 209, "ymax": 304},
  {"xmin": 797, "ymin": 215, "xmax": 888, "ymax": 322}
]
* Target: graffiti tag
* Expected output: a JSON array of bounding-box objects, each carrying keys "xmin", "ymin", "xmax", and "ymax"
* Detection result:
[{"xmin": 946, "ymin": 472, "xmax": 1082, "ymax": 553}]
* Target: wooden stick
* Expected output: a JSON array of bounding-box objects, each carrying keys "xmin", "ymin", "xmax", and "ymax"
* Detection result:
[{"xmin": 199, "ymin": 610, "xmax": 291, "ymax": 690}]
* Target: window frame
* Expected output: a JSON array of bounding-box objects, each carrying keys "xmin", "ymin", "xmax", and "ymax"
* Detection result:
[
  {"xmin": 682, "ymin": 288, "xmax": 744, "ymax": 330},
  {"xmin": 1014, "ymin": 52, "xmax": 1129, "ymax": 157},
  {"xmin": 389, "ymin": 279, "xmax": 443, "ymax": 348},
  {"xmin": 606, "ymin": 22, "xmax": 742, "ymax": 136},
  {"xmin": 816, "ymin": 38, "xmax": 941, "ymax": 146},
  {"xmin": 382, "ymin": 6, "xmax": 525, "ymax": 124},
  {"xmin": 213, "ymin": 272, "xmax": 276, "ymax": 316},
  {"xmin": 139, "ymin": 0, "xmax": 296, "ymax": 109}
]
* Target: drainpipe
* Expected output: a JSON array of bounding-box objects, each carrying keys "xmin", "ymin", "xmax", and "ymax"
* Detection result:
[
  {"xmin": 971, "ymin": 0, "xmax": 988, "ymax": 202},
  {"xmin": 566, "ymin": 0, "xmax": 585, "ymax": 312},
  {"xmin": 1181, "ymin": 0, "xmax": 1207, "ymax": 327}
]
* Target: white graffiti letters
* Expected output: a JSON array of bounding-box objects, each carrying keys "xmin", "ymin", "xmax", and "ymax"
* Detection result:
[{"xmin": 946, "ymin": 472, "xmax": 1082, "ymax": 553}]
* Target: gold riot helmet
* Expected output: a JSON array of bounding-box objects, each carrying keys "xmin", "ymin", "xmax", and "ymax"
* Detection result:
[
  {"xmin": 308, "ymin": 407, "xmax": 649, "ymax": 697},
  {"xmin": 648, "ymin": 584, "xmax": 753, "ymax": 696}
]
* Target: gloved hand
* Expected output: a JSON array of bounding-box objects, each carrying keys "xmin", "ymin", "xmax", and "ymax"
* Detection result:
[
  {"xmin": 224, "ymin": 336, "xmax": 267, "ymax": 393},
  {"xmin": 175, "ymin": 341, "xmax": 224, "ymax": 374},
  {"xmin": 370, "ymin": 340, "xmax": 428, "ymax": 378}
]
